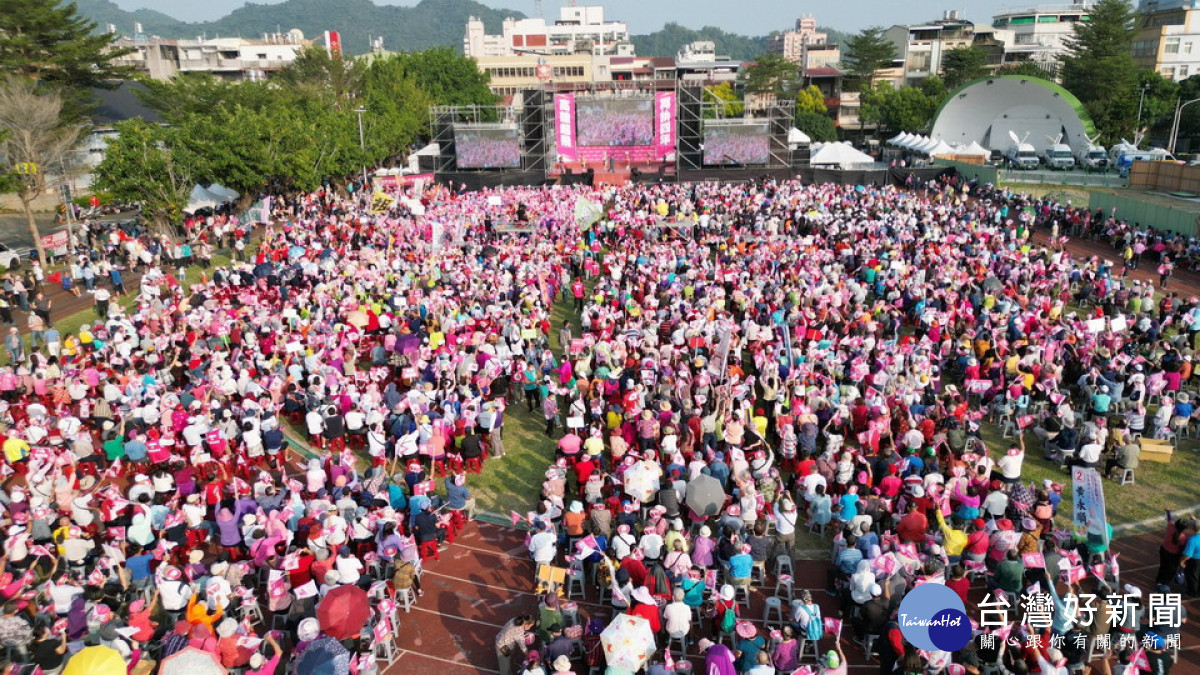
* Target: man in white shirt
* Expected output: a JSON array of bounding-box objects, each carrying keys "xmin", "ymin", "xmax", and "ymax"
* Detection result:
[
  {"xmin": 528, "ymin": 523, "xmax": 557, "ymax": 565},
  {"xmin": 662, "ymin": 587, "xmax": 692, "ymax": 638},
  {"xmin": 334, "ymin": 546, "xmax": 364, "ymax": 585},
  {"xmin": 49, "ymin": 574, "xmax": 84, "ymax": 615},
  {"xmin": 997, "ymin": 439, "xmax": 1025, "ymax": 485}
]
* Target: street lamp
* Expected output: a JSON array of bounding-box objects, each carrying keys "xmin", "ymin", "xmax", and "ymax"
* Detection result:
[
  {"xmin": 1136, "ymin": 83, "xmax": 1150, "ymax": 137},
  {"xmin": 1168, "ymin": 97, "xmax": 1200, "ymax": 155},
  {"xmin": 353, "ymin": 106, "xmax": 368, "ymax": 190}
]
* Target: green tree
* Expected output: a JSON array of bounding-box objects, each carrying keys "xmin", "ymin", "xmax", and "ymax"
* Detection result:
[
  {"xmin": 996, "ymin": 61, "xmax": 1058, "ymax": 80},
  {"xmin": 136, "ymin": 74, "xmax": 278, "ymax": 121},
  {"xmin": 362, "ymin": 57, "xmax": 434, "ymax": 164},
  {"xmin": 859, "ymin": 81, "xmax": 943, "ymax": 134},
  {"xmin": 702, "ymin": 82, "xmax": 744, "ymax": 118},
  {"xmin": 793, "ymin": 111, "xmax": 837, "ymax": 142},
  {"xmin": 0, "ymin": 0, "xmax": 134, "ymax": 119},
  {"xmin": 941, "ymin": 46, "xmax": 988, "ymax": 89},
  {"xmin": 94, "ymin": 119, "xmax": 195, "ymax": 232},
  {"xmin": 389, "ymin": 47, "xmax": 496, "ymax": 107},
  {"xmin": 0, "ymin": 77, "xmax": 84, "ymax": 264},
  {"xmin": 276, "ymin": 45, "xmax": 366, "ymax": 111},
  {"xmin": 1060, "ymin": 0, "xmax": 1139, "ymax": 141},
  {"xmin": 841, "ymin": 27, "xmax": 897, "ymax": 90},
  {"xmin": 740, "ymin": 52, "xmax": 800, "ymax": 98},
  {"xmin": 794, "ymin": 85, "xmax": 828, "ymax": 115}
]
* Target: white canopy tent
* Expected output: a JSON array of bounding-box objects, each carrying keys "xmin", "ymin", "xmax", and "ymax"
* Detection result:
[
  {"xmin": 809, "ymin": 142, "xmax": 875, "ymax": 168},
  {"xmin": 788, "ymin": 127, "xmax": 811, "ymax": 146},
  {"xmin": 963, "ymin": 141, "xmax": 991, "ymax": 157},
  {"xmin": 184, "ymin": 184, "xmax": 240, "ymax": 214},
  {"xmin": 926, "ymin": 140, "xmax": 956, "ymax": 157}
]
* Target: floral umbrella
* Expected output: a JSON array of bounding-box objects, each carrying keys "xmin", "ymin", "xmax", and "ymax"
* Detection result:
[
  {"xmin": 600, "ymin": 613, "xmax": 656, "ymax": 671},
  {"xmin": 622, "ymin": 460, "xmax": 660, "ymax": 503}
]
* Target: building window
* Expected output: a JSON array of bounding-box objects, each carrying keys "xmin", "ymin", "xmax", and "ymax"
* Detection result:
[
  {"xmin": 1181, "ymin": 65, "xmax": 1190, "ymax": 78},
  {"xmin": 1009, "ymin": 16, "xmax": 1035, "ymax": 25},
  {"xmin": 1165, "ymin": 37, "xmax": 1181, "ymax": 54},
  {"xmin": 1163, "ymin": 67, "xmax": 1176, "ymax": 79},
  {"xmin": 1038, "ymin": 15, "xmax": 1059, "ymax": 22},
  {"xmin": 1186, "ymin": 42, "xmax": 1193, "ymax": 54}
]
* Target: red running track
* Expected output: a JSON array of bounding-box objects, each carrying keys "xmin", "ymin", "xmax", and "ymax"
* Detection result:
[{"xmin": 384, "ymin": 522, "xmax": 1200, "ymax": 674}]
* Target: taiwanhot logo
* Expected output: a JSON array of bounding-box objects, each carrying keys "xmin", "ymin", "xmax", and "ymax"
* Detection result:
[{"xmin": 897, "ymin": 583, "xmax": 972, "ymax": 652}]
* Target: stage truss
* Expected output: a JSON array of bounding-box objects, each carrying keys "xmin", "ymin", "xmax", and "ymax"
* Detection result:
[{"xmin": 676, "ymin": 85, "xmax": 795, "ymax": 172}]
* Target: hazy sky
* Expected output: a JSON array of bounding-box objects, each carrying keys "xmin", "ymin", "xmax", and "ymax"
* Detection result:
[{"xmin": 116, "ymin": 0, "xmax": 1021, "ymax": 35}]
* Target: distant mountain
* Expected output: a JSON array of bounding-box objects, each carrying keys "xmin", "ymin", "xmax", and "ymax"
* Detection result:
[
  {"xmin": 632, "ymin": 23, "xmax": 771, "ymax": 62},
  {"xmin": 632, "ymin": 22, "xmax": 850, "ymax": 62},
  {"xmin": 74, "ymin": 0, "xmax": 524, "ymax": 54},
  {"xmin": 77, "ymin": 0, "xmax": 848, "ymax": 62}
]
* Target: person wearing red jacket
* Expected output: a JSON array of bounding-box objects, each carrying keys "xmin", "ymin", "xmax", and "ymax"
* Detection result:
[
  {"xmin": 896, "ymin": 502, "xmax": 928, "ymax": 544},
  {"xmin": 628, "ymin": 586, "xmax": 661, "ymax": 633}
]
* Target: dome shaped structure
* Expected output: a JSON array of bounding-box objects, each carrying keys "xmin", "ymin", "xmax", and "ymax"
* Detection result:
[{"xmin": 930, "ymin": 75, "xmax": 1097, "ymax": 154}]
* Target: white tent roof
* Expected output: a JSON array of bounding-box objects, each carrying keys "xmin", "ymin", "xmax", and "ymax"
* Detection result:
[
  {"xmin": 888, "ymin": 132, "xmax": 910, "ymax": 146},
  {"xmin": 911, "ymin": 137, "xmax": 938, "ymax": 154},
  {"xmin": 901, "ymin": 134, "xmax": 928, "ymax": 150},
  {"xmin": 962, "ymin": 141, "xmax": 990, "ymax": 156},
  {"xmin": 927, "ymin": 140, "xmax": 956, "ymax": 157},
  {"xmin": 809, "ymin": 142, "xmax": 875, "ymax": 168},
  {"xmin": 788, "ymin": 127, "xmax": 811, "ymax": 144},
  {"xmin": 413, "ymin": 142, "xmax": 440, "ymax": 157},
  {"xmin": 184, "ymin": 184, "xmax": 239, "ymax": 214}
]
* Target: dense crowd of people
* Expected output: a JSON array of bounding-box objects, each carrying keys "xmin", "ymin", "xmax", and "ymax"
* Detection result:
[{"xmin": 0, "ymin": 172, "xmax": 1193, "ymax": 675}]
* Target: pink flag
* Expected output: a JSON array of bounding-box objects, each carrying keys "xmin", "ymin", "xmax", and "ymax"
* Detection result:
[
  {"xmin": 1129, "ymin": 648, "xmax": 1151, "ymax": 672},
  {"xmin": 510, "ymin": 510, "xmax": 522, "ymax": 526}
]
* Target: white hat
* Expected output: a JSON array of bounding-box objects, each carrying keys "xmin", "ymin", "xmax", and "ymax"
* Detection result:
[
  {"xmin": 249, "ymin": 654, "xmax": 265, "ymax": 669},
  {"xmin": 720, "ymin": 584, "xmax": 735, "ymax": 601},
  {"xmin": 631, "ymin": 586, "xmax": 655, "ymax": 605}
]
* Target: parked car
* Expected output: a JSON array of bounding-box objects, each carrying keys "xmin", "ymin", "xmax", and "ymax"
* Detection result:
[{"xmin": 0, "ymin": 243, "xmax": 27, "ymax": 270}]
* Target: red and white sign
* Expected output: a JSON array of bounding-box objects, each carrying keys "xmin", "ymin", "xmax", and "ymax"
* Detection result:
[
  {"xmin": 554, "ymin": 93, "xmax": 577, "ymax": 162},
  {"xmin": 40, "ymin": 230, "xmax": 68, "ymax": 256},
  {"xmin": 325, "ymin": 30, "xmax": 342, "ymax": 59}
]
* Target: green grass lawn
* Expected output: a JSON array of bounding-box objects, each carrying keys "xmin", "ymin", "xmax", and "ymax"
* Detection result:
[
  {"xmin": 977, "ymin": 414, "xmax": 1200, "ymax": 533},
  {"xmin": 468, "ymin": 284, "xmax": 587, "ymax": 516}
]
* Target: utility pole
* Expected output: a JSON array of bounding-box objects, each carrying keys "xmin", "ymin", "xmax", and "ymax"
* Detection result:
[{"xmin": 354, "ymin": 106, "xmax": 368, "ymax": 191}]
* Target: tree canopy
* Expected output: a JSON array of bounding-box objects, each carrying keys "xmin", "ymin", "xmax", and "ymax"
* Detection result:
[
  {"xmin": 741, "ymin": 52, "xmax": 800, "ymax": 98},
  {"xmin": 0, "ymin": 76, "xmax": 85, "ymax": 263},
  {"xmin": 940, "ymin": 46, "xmax": 989, "ymax": 89},
  {"xmin": 99, "ymin": 46, "xmax": 491, "ymax": 230},
  {"xmin": 793, "ymin": 111, "xmax": 837, "ymax": 143},
  {"xmin": 859, "ymin": 78, "xmax": 946, "ymax": 134},
  {"xmin": 841, "ymin": 27, "xmax": 896, "ymax": 90},
  {"xmin": 1060, "ymin": 0, "xmax": 1140, "ymax": 142}
]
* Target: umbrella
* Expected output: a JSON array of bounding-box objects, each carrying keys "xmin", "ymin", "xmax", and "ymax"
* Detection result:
[
  {"xmin": 622, "ymin": 460, "xmax": 660, "ymax": 503},
  {"xmin": 686, "ymin": 474, "xmax": 726, "ymax": 517},
  {"xmin": 64, "ymin": 646, "xmax": 125, "ymax": 675},
  {"xmin": 317, "ymin": 584, "xmax": 371, "ymax": 640},
  {"xmin": 295, "ymin": 635, "xmax": 351, "ymax": 675},
  {"xmin": 252, "ymin": 262, "xmax": 274, "ymax": 279},
  {"xmin": 600, "ymin": 613, "xmax": 657, "ymax": 671},
  {"xmin": 345, "ymin": 310, "xmax": 369, "ymax": 328},
  {"xmin": 159, "ymin": 647, "xmax": 228, "ymax": 675}
]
